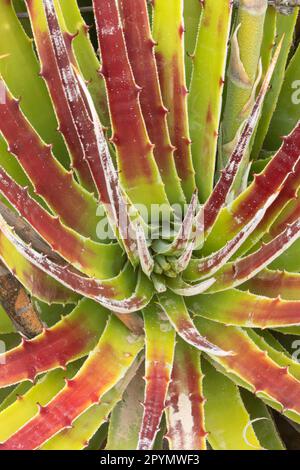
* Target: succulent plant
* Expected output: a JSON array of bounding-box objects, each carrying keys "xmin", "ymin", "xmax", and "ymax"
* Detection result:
[{"xmin": 0, "ymin": 0, "xmax": 300, "ymax": 450}]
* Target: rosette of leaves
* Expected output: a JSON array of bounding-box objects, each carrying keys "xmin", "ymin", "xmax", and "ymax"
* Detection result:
[{"xmin": 0, "ymin": 0, "xmax": 299, "ymax": 450}]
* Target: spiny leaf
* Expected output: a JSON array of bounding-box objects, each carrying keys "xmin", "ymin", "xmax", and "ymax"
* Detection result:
[
  {"xmin": 54, "ymin": 0, "xmax": 109, "ymax": 126},
  {"xmin": 0, "ymin": 298, "xmax": 108, "ymax": 388},
  {"xmin": 0, "ymin": 166, "xmax": 124, "ymax": 279},
  {"xmin": 195, "ymin": 317, "xmax": 300, "ymax": 423},
  {"xmin": 205, "ymin": 217, "xmax": 300, "ymax": 293},
  {"xmin": 152, "ymin": 0, "xmax": 196, "ymax": 200},
  {"xmin": 93, "ymin": 0, "xmax": 169, "ymax": 211},
  {"xmin": 204, "ymin": 121, "xmax": 300, "ymax": 254},
  {"xmin": 76, "ymin": 70, "xmax": 149, "ymax": 267},
  {"xmin": 26, "ymin": 0, "xmax": 96, "ymax": 191},
  {"xmin": 195, "ymin": 40, "xmax": 282, "ymax": 243},
  {"xmin": 236, "ymin": 157, "xmax": 300, "ymax": 257},
  {"xmin": 42, "ymin": 357, "xmax": 143, "ymax": 450},
  {"xmin": 189, "ymin": 288, "xmax": 300, "ymax": 328},
  {"xmin": 247, "ymin": 329, "xmax": 300, "ymax": 383},
  {"xmin": 41, "ymin": 0, "xmax": 143, "ymax": 266},
  {"xmin": 118, "ymin": 0, "xmax": 185, "ymax": 206},
  {"xmin": 269, "ymin": 194, "xmax": 300, "ymax": 241},
  {"xmin": 185, "ymin": 201, "xmax": 268, "ymax": 282},
  {"xmin": 242, "ymin": 269, "xmax": 300, "ymax": 300},
  {"xmin": 0, "ymin": 84, "xmax": 99, "ymax": 237},
  {"xmin": 0, "ymin": 315, "xmax": 144, "ymax": 449},
  {"xmin": 0, "ymin": 365, "xmax": 80, "ymax": 443},
  {"xmin": 138, "ymin": 304, "xmax": 176, "ymax": 450},
  {"xmin": 0, "ymin": 0, "xmax": 69, "ymax": 165},
  {"xmin": 188, "ymin": 0, "xmax": 232, "ymax": 202},
  {"xmin": 0, "ymin": 215, "xmax": 79, "ymax": 305},
  {"xmin": 0, "ymin": 211, "xmax": 153, "ymax": 313}
]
